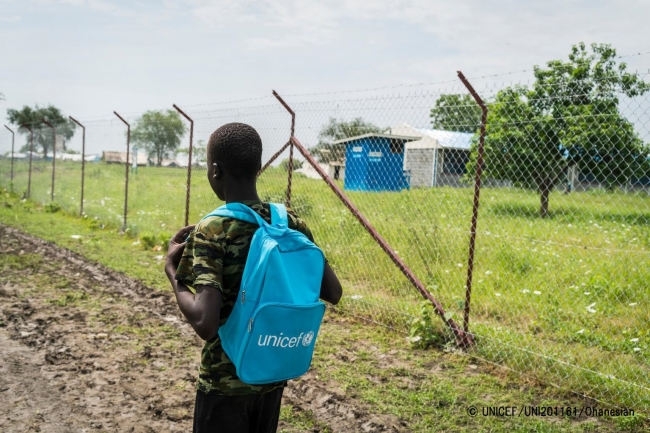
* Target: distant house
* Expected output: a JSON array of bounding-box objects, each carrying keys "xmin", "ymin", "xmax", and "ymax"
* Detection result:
[
  {"xmin": 295, "ymin": 161, "xmax": 329, "ymax": 180},
  {"xmin": 160, "ymin": 158, "xmax": 185, "ymax": 168},
  {"xmin": 389, "ymin": 123, "xmax": 473, "ymax": 188},
  {"xmin": 102, "ymin": 151, "xmax": 147, "ymax": 166},
  {"xmin": 10, "ymin": 151, "xmax": 42, "ymax": 160}
]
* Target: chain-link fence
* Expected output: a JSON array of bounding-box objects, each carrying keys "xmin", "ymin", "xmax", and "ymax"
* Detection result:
[{"xmin": 1, "ymin": 71, "xmax": 649, "ymax": 414}]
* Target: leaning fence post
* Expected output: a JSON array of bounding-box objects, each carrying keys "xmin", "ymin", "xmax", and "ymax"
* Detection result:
[
  {"xmin": 114, "ymin": 112, "xmax": 130, "ymax": 231},
  {"xmin": 173, "ymin": 104, "xmax": 194, "ymax": 227},
  {"xmin": 457, "ymin": 71, "xmax": 488, "ymax": 348},
  {"xmin": 4, "ymin": 125, "xmax": 14, "ymax": 190},
  {"xmin": 69, "ymin": 116, "xmax": 86, "ymax": 215},
  {"xmin": 272, "ymin": 90, "xmax": 295, "ymax": 208},
  {"xmin": 42, "ymin": 119, "xmax": 57, "ymax": 201},
  {"xmin": 258, "ymin": 142, "xmax": 291, "ymax": 177},
  {"xmin": 21, "ymin": 123, "xmax": 34, "ymax": 199}
]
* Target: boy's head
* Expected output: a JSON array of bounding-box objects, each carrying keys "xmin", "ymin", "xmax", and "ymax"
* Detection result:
[{"xmin": 207, "ymin": 123, "xmax": 263, "ymax": 201}]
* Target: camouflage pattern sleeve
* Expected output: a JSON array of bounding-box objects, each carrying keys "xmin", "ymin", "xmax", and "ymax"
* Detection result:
[{"xmin": 175, "ymin": 216, "xmax": 226, "ymax": 292}]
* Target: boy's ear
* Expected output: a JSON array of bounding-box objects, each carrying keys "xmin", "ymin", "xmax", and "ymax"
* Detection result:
[{"xmin": 213, "ymin": 162, "xmax": 222, "ymax": 179}]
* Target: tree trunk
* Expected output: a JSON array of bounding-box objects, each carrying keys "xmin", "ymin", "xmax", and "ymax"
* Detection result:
[{"xmin": 540, "ymin": 185, "xmax": 551, "ymax": 218}]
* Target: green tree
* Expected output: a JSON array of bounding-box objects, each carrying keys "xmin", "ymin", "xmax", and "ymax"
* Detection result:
[
  {"xmin": 312, "ymin": 117, "xmax": 382, "ymax": 163},
  {"xmin": 7, "ymin": 105, "xmax": 76, "ymax": 157},
  {"xmin": 280, "ymin": 158, "xmax": 303, "ymax": 171},
  {"xmin": 430, "ymin": 94, "xmax": 482, "ymax": 133},
  {"xmin": 178, "ymin": 139, "xmax": 207, "ymax": 166},
  {"xmin": 468, "ymin": 43, "xmax": 650, "ymax": 218},
  {"xmin": 131, "ymin": 110, "xmax": 187, "ymax": 166}
]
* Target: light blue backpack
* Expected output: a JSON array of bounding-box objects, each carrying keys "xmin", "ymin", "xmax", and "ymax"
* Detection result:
[{"xmin": 203, "ymin": 202, "xmax": 326, "ymax": 385}]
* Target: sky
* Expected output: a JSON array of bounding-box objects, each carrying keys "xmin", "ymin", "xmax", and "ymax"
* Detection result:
[{"xmin": 1, "ymin": 0, "xmax": 650, "ymax": 154}]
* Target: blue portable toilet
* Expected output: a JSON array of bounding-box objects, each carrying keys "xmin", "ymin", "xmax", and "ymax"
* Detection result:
[{"xmin": 334, "ymin": 133, "xmax": 418, "ymax": 192}]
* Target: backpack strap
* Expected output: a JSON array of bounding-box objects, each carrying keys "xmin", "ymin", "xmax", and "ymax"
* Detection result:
[
  {"xmin": 203, "ymin": 203, "xmax": 289, "ymax": 235},
  {"xmin": 269, "ymin": 203, "xmax": 288, "ymax": 228}
]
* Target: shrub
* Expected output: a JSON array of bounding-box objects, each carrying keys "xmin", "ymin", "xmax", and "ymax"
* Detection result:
[
  {"xmin": 44, "ymin": 202, "xmax": 62, "ymax": 213},
  {"xmin": 140, "ymin": 232, "xmax": 158, "ymax": 250}
]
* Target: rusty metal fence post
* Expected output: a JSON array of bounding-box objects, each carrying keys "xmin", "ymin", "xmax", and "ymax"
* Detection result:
[
  {"xmin": 114, "ymin": 112, "xmax": 130, "ymax": 231},
  {"xmin": 69, "ymin": 116, "xmax": 85, "ymax": 215},
  {"xmin": 42, "ymin": 119, "xmax": 57, "ymax": 201},
  {"xmin": 21, "ymin": 123, "xmax": 34, "ymax": 199},
  {"xmin": 272, "ymin": 90, "xmax": 295, "ymax": 208},
  {"xmin": 173, "ymin": 104, "xmax": 194, "ymax": 227},
  {"xmin": 258, "ymin": 142, "xmax": 291, "ymax": 176},
  {"xmin": 457, "ymin": 71, "xmax": 488, "ymax": 348},
  {"xmin": 4, "ymin": 125, "xmax": 14, "ymax": 189},
  {"xmin": 270, "ymin": 91, "xmax": 469, "ymax": 346}
]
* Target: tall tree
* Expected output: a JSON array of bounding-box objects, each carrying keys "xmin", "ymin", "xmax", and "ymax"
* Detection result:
[
  {"xmin": 467, "ymin": 43, "xmax": 650, "ymax": 218},
  {"xmin": 7, "ymin": 105, "xmax": 76, "ymax": 156},
  {"xmin": 312, "ymin": 117, "xmax": 382, "ymax": 163},
  {"xmin": 430, "ymin": 94, "xmax": 482, "ymax": 133},
  {"xmin": 131, "ymin": 110, "xmax": 187, "ymax": 166}
]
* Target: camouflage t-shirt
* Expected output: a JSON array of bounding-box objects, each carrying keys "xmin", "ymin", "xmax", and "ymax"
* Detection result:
[{"xmin": 175, "ymin": 200, "xmax": 316, "ymax": 395}]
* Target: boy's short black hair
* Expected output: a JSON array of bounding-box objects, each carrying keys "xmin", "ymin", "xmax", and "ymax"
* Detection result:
[{"xmin": 208, "ymin": 123, "xmax": 262, "ymax": 179}]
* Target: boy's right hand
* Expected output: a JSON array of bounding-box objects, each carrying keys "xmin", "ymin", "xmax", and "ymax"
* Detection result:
[{"xmin": 166, "ymin": 225, "xmax": 195, "ymax": 272}]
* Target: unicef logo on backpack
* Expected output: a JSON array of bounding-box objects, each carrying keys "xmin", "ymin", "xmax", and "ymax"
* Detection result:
[
  {"xmin": 302, "ymin": 331, "xmax": 314, "ymax": 347},
  {"xmin": 257, "ymin": 331, "xmax": 316, "ymax": 349}
]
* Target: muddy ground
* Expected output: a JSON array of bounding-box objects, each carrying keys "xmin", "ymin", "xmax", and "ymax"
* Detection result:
[{"xmin": 0, "ymin": 224, "xmax": 407, "ymax": 433}]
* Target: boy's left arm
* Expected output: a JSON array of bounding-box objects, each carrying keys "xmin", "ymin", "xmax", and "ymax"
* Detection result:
[{"xmin": 165, "ymin": 225, "xmax": 222, "ymax": 341}]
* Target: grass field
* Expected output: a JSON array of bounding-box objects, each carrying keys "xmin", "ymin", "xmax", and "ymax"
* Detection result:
[{"xmin": 1, "ymin": 158, "xmax": 649, "ymax": 414}]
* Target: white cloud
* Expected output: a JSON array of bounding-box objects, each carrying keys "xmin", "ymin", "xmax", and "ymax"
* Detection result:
[{"xmin": 0, "ymin": 14, "xmax": 21, "ymax": 22}]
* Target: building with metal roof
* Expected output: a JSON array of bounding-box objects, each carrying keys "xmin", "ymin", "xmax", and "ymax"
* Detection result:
[{"xmin": 389, "ymin": 123, "xmax": 474, "ymax": 188}]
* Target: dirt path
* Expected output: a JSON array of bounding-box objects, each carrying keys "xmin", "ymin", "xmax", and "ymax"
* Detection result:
[{"xmin": 0, "ymin": 224, "xmax": 406, "ymax": 433}]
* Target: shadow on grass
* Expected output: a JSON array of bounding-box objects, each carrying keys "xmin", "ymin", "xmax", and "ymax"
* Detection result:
[{"xmin": 486, "ymin": 203, "xmax": 650, "ymax": 226}]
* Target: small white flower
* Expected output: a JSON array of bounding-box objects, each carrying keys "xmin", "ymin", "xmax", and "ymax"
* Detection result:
[
  {"xmin": 630, "ymin": 338, "xmax": 639, "ymax": 342},
  {"xmin": 587, "ymin": 302, "xmax": 596, "ymax": 309},
  {"xmin": 350, "ymin": 295, "xmax": 363, "ymax": 300},
  {"xmin": 633, "ymin": 348, "xmax": 641, "ymax": 352},
  {"xmin": 629, "ymin": 303, "xmax": 637, "ymax": 306},
  {"xmin": 132, "ymin": 240, "xmax": 141, "ymax": 245},
  {"xmin": 410, "ymin": 336, "xmax": 422, "ymax": 343},
  {"xmin": 495, "ymin": 293, "xmax": 502, "ymax": 297},
  {"xmin": 485, "ymin": 270, "xmax": 493, "ymax": 275},
  {"xmin": 584, "ymin": 292, "xmax": 591, "ymax": 295},
  {"xmin": 522, "ymin": 289, "xmax": 530, "ymax": 293},
  {"xmin": 457, "ymin": 263, "xmax": 463, "ymax": 267},
  {"xmin": 577, "ymin": 329, "xmax": 585, "ymax": 334},
  {"xmin": 70, "ymin": 235, "xmax": 82, "ymax": 239},
  {"xmin": 155, "ymin": 255, "xmax": 164, "ymax": 260},
  {"xmin": 161, "ymin": 223, "xmax": 166, "ymax": 228},
  {"xmin": 534, "ymin": 291, "xmax": 541, "ymax": 295}
]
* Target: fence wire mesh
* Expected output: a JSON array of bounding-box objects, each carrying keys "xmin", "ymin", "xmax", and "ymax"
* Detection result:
[{"xmin": 0, "ymin": 71, "xmax": 648, "ymax": 414}]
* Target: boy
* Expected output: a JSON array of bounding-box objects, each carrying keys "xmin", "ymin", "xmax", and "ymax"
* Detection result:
[{"xmin": 165, "ymin": 123, "xmax": 342, "ymax": 433}]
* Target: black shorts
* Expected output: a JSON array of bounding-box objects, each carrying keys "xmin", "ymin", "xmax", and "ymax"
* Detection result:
[{"xmin": 192, "ymin": 387, "xmax": 284, "ymax": 433}]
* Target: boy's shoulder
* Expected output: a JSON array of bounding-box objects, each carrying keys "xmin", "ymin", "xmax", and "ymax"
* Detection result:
[{"xmin": 193, "ymin": 201, "xmax": 313, "ymax": 241}]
